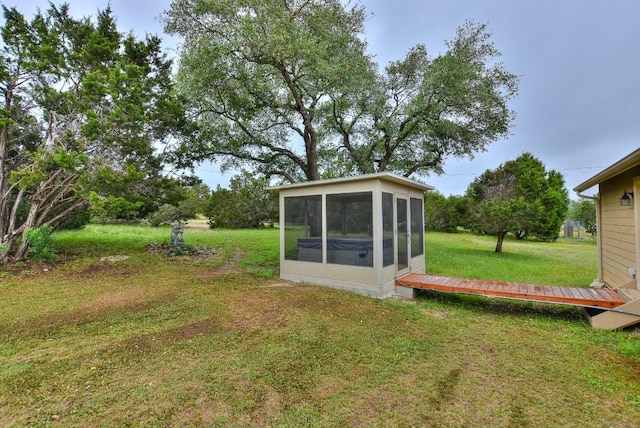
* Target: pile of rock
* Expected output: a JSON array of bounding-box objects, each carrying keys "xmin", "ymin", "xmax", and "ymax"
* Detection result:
[{"xmin": 145, "ymin": 241, "xmax": 219, "ymax": 259}]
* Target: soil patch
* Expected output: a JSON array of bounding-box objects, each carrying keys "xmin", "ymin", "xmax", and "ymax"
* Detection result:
[
  {"xmin": 224, "ymin": 289, "xmax": 300, "ymax": 333},
  {"xmin": 200, "ymin": 248, "xmax": 244, "ymax": 277},
  {"xmin": 2, "ymin": 261, "xmax": 59, "ymax": 277}
]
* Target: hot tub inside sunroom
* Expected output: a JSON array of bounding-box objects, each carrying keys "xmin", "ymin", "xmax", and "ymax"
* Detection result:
[{"xmin": 270, "ymin": 173, "xmax": 433, "ymax": 298}]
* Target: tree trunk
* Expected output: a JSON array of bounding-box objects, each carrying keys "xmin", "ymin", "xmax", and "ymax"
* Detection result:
[
  {"xmin": 0, "ymin": 167, "xmax": 83, "ymax": 263},
  {"xmin": 495, "ymin": 230, "xmax": 505, "ymax": 253},
  {"xmin": 0, "ymin": 80, "xmax": 14, "ymax": 204},
  {"xmin": 304, "ymin": 129, "xmax": 320, "ymax": 181},
  {"xmin": 0, "ymin": 234, "xmax": 17, "ymax": 264}
]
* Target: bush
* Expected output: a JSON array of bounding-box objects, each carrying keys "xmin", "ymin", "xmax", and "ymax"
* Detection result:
[
  {"xmin": 164, "ymin": 243, "xmax": 197, "ymax": 256},
  {"xmin": 424, "ymin": 192, "xmax": 469, "ymax": 233},
  {"xmin": 204, "ymin": 171, "xmax": 278, "ymax": 229},
  {"xmin": 57, "ymin": 210, "xmax": 91, "ymax": 230},
  {"xmin": 23, "ymin": 225, "xmax": 57, "ymax": 261},
  {"xmin": 145, "ymin": 204, "xmax": 196, "ymax": 227}
]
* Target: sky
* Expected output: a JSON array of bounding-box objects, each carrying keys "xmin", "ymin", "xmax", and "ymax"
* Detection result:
[{"xmin": 5, "ymin": 0, "xmax": 640, "ymax": 198}]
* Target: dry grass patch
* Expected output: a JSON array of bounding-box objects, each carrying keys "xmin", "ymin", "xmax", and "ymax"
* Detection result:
[{"xmin": 223, "ymin": 287, "xmax": 303, "ymax": 333}]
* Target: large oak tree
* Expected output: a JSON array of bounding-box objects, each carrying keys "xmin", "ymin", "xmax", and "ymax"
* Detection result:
[{"xmin": 164, "ymin": 0, "xmax": 519, "ymax": 183}]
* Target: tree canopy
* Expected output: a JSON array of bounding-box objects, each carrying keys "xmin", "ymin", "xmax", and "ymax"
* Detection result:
[
  {"xmin": 204, "ymin": 171, "xmax": 278, "ymax": 229},
  {"xmin": 0, "ymin": 3, "xmax": 186, "ymax": 262},
  {"xmin": 466, "ymin": 153, "xmax": 569, "ymax": 252},
  {"xmin": 568, "ymin": 199, "xmax": 597, "ymax": 237},
  {"xmin": 164, "ymin": 0, "xmax": 519, "ymax": 183},
  {"xmin": 424, "ymin": 191, "xmax": 468, "ymax": 233}
]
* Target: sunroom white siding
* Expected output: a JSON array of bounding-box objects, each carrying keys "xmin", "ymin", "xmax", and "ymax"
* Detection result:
[{"xmin": 271, "ymin": 173, "xmax": 432, "ymax": 298}]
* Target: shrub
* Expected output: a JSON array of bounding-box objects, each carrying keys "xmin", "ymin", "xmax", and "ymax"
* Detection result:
[
  {"xmin": 23, "ymin": 225, "xmax": 57, "ymax": 261},
  {"xmin": 145, "ymin": 203, "xmax": 196, "ymax": 227},
  {"xmin": 58, "ymin": 210, "xmax": 91, "ymax": 230},
  {"xmin": 204, "ymin": 171, "xmax": 278, "ymax": 229}
]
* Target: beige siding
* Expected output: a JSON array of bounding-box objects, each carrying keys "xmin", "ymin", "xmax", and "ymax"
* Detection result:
[{"xmin": 599, "ymin": 167, "xmax": 640, "ymax": 287}]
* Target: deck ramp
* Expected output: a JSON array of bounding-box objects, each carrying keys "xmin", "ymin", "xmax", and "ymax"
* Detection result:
[
  {"xmin": 586, "ymin": 289, "xmax": 640, "ymax": 329},
  {"xmin": 396, "ymin": 273, "xmax": 640, "ymax": 329}
]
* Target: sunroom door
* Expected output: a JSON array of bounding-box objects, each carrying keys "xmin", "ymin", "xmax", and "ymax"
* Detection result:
[{"xmin": 396, "ymin": 197, "xmax": 409, "ymax": 273}]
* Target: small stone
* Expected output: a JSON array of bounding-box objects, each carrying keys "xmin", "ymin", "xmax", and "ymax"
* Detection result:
[{"xmin": 99, "ymin": 255, "xmax": 130, "ymax": 262}]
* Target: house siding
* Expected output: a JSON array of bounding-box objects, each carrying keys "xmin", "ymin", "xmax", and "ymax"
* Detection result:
[{"xmin": 599, "ymin": 166, "xmax": 640, "ymax": 287}]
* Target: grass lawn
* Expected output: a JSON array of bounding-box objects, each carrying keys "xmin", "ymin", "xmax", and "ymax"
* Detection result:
[
  {"xmin": 425, "ymin": 231, "xmax": 598, "ymax": 286},
  {"xmin": 0, "ymin": 224, "xmax": 638, "ymax": 427}
]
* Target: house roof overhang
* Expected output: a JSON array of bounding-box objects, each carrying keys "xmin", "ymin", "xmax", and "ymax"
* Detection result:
[
  {"xmin": 573, "ymin": 148, "xmax": 640, "ymax": 193},
  {"xmin": 268, "ymin": 172, "xmax": 434, "ymax": 192}
]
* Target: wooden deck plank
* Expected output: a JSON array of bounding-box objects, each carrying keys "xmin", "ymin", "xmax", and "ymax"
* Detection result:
[
  {"xmin": 557, "ymin": 287, "xmax": 572, "ymax": 299},
  {"xmin": 569, "ymin": 288, "xmax": 587, "ymax": 300},
  {"xmin": 439, "ymin": 277, "xmax": 453, "ymax": 285},
  {"xmin": 397, "ymin": 274, "xmax": 627, "ymax": 309},
  {"xmin": 461, "ymin": 280, "xmax": 480, "ymax": 291},
  {"xmin": 579, "ymin": 288, "xmax": 599, "ymax": 300},
  {"xmin": 532, "ymin": 284, "xmax": 546, "ymax": 295},
  {"xmin": 593, "ymin": 289, "xmax": 614, "ymax": 302}
]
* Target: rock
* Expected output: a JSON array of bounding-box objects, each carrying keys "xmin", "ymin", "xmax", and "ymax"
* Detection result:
[{"xmin": 99, "ymin": 255, "xmax": 130, "ymax": 262}]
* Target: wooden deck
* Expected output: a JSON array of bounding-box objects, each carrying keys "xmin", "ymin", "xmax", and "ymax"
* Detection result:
[{"xmin": 396, "ymin": 273, "xmax": 629, "ymax": 309}]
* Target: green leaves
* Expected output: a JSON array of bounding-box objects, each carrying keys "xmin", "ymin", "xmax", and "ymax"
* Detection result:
[
  {"xmin": 9, "ymin": 146, "xmax": 86, "ymax": 189},
  {"xmin": 167, "ymin": 1, "xmax": 518, "ymax": 182},
  {"xmin": 1, "ymin": 3, "xmax": 188, "ymax": 261},
  {"xmin": 0, "ymin": 109, "xmax": 14, "ymax": 131},
  {"xmin": 368, "ymin": 21, "xmax": 518, "ymax": 177},
  {"xmin": 204, "ymin": 171, "xmax": 278, "ymax": 228},
  {"xmin": 569, "ymin": 199, "xmax": 597, "ymax": 236},
  {"xmin": 466, "ymin": 153, "xmax": 570, "ymax": 251},
  {"xmin": 23, "ymin": 224, "xmax": 56, "ymax": 261},
  {"xmin": 166, "ymin": 0, "xmax": 373, "ymax": 181}
]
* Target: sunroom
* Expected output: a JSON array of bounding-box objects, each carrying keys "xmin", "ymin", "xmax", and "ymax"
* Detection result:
[{"xmin": 270, "ymin": 173, "xmax": 433, "ymax": 298}]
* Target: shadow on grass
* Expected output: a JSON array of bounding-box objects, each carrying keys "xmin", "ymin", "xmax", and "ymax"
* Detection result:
[{"xmin": 415, "ymin": 289, "xmax": 587, "ymax": 324}]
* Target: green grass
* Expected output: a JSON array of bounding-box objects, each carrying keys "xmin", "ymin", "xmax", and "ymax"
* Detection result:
[
  {"xmin": 0, "ymin": 225, "xmax": 638, "ymax": 427},
  {"xmin": 426, "ymin": 231, "xmax": 598, "ymax": 286}
]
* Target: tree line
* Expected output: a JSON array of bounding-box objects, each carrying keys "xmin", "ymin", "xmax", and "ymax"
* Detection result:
[
  {"xmin": 4, "ymin": 0, "xmax": 589, "ymax": 261},
  {"xmin": 206, "ymin": 152, "xmax": 593, "ymax": 254}
]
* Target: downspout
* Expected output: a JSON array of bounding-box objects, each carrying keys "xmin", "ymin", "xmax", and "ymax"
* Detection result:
[{"xmin": 575, "ymin": 191, "xmax": 603, "ymax": 284}]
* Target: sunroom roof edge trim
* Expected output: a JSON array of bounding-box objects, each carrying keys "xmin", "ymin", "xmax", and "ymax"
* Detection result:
[{"xmin": 268, "ymin": 172, "xmax": 434, "ymax": 192}]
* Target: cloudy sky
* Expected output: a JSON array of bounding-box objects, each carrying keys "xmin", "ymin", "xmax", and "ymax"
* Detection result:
[{"xmin": 6, "ymin": 0, "xmax": 640, "ymax": 198}]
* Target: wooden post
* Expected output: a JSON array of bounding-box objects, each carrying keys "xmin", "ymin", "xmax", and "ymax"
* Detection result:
[{"xmin": 563, "ymin": 220, "xmax": 573, "ymax": 238}]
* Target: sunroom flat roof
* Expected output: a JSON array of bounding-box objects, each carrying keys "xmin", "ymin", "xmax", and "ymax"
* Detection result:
[{"xmin": 269, "ymin": 172, "xmax": 434, "ymax": 192}]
